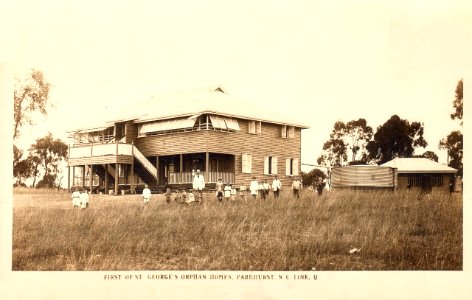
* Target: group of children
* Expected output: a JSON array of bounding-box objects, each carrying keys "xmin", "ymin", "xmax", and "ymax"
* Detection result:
[
  {"xmin": 215, "ymin": 179, "xmax": 239, "ymax": 202},
  {"xmin": 163, "ymin": 186, "xmax": 198, "ymax": 205},
  {"xmin": 71, "ymin": 187, "xmax": 90, "ymax": 209},
  {"xmin": 214, "ymin": 176, "xmax": 286, "ymax": 202},
  {"xmin": 141, "ymin": 175, "xmax": 302, "ymax": 205},
  {"xmin": 73, "ymin": 176, "xmax": 302, "ymax": 209}
]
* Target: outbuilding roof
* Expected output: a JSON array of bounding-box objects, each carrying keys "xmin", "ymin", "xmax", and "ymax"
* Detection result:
[{"xmin": 380, "ymin": 158, "xmax": 457, "ymax": 174}]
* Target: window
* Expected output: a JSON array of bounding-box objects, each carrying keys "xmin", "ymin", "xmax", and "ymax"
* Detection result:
[
  {"xmin": 408, "ymin": 174, "xmax": 421, "ymax": 187},
  {"xmin": 432, "ymin": 175, "xmax": 444, "ymax": 187},
  {"xmin": 264, "ymin": 156, "xmax": 278, "ymax": 175},
  {"xmin": 242, "ymin": 154, "xmax": 252, "ymax": 173},
  {"xmin": 248, "ymin": 121, "xmax": 262, "ymax": 134},
  {"xmin": 118, "ymin": 164, "xmax": 126, "ymax": 177},
  {"xmin": 285, "ymin": 158, "xmax": 299, "ymax": 176},
  {"xmin": 248, "ymin": 121, "xmax": 255, "ymax": 134},
  {"xmin": 210, "ymin": 115, "xmax": 240, "ymax": 131},
  {"xmin": 281, "ymin": 125, "xmax": 295, "ymax": 138},
  {"xmin": 224, "ymin": 118, "xmax": 241, "ymax": 131},
  {"xmin": 281, "ymin": 125, "xmax": 287, "ymax": 138},
  {"xmin": 137, "ymin": 115, "xmax": 239, "ymax": 136},
  {"xmin": 288, "ymin": 126, "xmax": 295, "ymax": 138},
  {"xmin": 115, "ymin": 124, "xmax": 125, "ymax": 138},
  {"xmin": 407, "ymin": 174, "xmax": 443, "ymax": 187},
  {"xmin": 139, "ymin": 118, "xmax": 197, "ymax": 135}
]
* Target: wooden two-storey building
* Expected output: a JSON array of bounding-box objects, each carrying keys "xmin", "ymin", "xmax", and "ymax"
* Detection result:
[{"xmin": 67, "ymin": 86, "xmax": 308, "ymax": 194}]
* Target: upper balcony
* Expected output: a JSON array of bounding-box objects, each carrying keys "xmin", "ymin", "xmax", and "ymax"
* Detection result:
[
  {"xmin": 70, "ymin": 143, "xmax": 133, "ymax": 159},
  {"xmin": 68, "ymin": 142, "xmax": 134, "ymax": 166},
  {"xmin": 68, "ymin": 142, "xmax": 157, "ymax": 180}
]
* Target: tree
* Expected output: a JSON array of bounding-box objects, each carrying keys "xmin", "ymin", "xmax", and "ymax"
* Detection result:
[
  {"xmin": 13, "ymin": 145, "xmax": 23, "ymax": 169},
  {"xmin": 317, "ymin": 138, "xmax": 347, "ymax": 167},
  {"xmin": 366, "ymin": 115, "xmax": 427, "ymax": 164},
  {"xmin": 343, "ymin": 119, "xmax": 373, "ymax": 161},
  {"xmin": 450, "ymin": 79, "xmax": 463, "ymax": 124},
  {"xmin": 13, "ymin": 146, "xmax": 43, "ymax": 187},
  {"xmin": 440, "ymin": 79, "xmax": 463, "ymax": 177},
  {"xmin": 28, "ymin": 155, "xmax": 42, "ymax": 187},
  {"xmin": 415, "ymin": 151, "xmax": 439, "ymax": 162},
  {"xmin": 13, "ymin": 69, "xmax": 50, "ymax": 139},
  {"xmin": 36, "ymin": 174, "xmax": 57, "ymax": 189},
  {"xmin": 302, "ymin": 169, "xmax": 327, "ymax": 188},
  {"xmin": 317, "ymin": 118, "xmax": 373, "ymax": 167},
  {"xmin": 301, "ymin": 168, "xmax": 328, "ymax": 194},
  {"xmin": 13, "ymin": 145, "xmax": 29, "ymax": 186},
  {"xmin": 29, "ymin": 133, "xmax": 68, "ymax": 188},
  {"xmin": 439, "ymin": 131, "xmax": 463, "ymax": 176},
  {"xmin": 13, "ymin": 158, "xmax": 32, "ymax": 186}
]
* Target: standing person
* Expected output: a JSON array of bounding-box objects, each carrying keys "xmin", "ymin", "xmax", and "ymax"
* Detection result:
[
  {"xmin": 165, "ymin": 187, "xmax": 172, "ymax": 204},
  {"xmin": 250, "ymin": 177, "xmax": 259, "ymax": 201},
  {"xmin": 239, "ymin": 181, "xmax": 247, "ymax": 203},
  {"xmin": 71, "ymin": 188, "xmax": 81, "ymax": 209},
  {"xmin": 175, "ymin": 189, "xmax": 187, "ymax": 204},
  {"xmin": 224, "ymin": 182, "xmax": 232, "ymax": 202},
  {"xmin": 263, "ymin": 179, "xmax": 270, "ymax": 199},
  {"xmin": 231, "ymin": 185, "xmax": 237, "ymax": 201},
  {"xmin": 216, "ymin": 178, "xmax": 224, "ymax": 202},
  {"xmin": 192, "ymin": 169, "xmax": 205, "ymax": 203},
  {"xmin": 292, "ymin": 177, "xmax": 302, "ymax": 199},
  {"xmin": 142, "ymin": 184, "xmax": 151, "ymax": 205},
  {"xmin": 79, "ymin": 188, "xmax": 89, "ymax": 209},
  {"xmin": 174, "ymin": 189, "xmax": 182, "ymax": 203},
  {"xmin": 186, "ymin": 189, "xmax": 196, "ymax": 205},
  {"xmin": 272, "ymin": 175, "xmax": 282, "ymax": 199},
  {"xmin": 258, "ymin": 181, "xmax": 266, "ymax": 201}
]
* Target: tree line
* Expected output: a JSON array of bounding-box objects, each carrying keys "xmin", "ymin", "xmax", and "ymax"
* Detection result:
[
  {"xmin": 303, "ymin": 79, "xmax": 463, "ymax": 189},
  {"xmin": 13, "ymin": 70, "xmax": 68, "ymax": 188}
]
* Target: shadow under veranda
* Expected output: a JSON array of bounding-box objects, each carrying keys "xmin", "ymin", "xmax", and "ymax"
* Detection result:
[{"xmin": 12, "ymin": 188, "xmax": 462, "ymax": 271}]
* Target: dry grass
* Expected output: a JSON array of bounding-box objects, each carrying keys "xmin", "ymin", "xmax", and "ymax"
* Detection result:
[{"xmin": 12, "ymin": 188, "xmax": 462, "ymax": 271}]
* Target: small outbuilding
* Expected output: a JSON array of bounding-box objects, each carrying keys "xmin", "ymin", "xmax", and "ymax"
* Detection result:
[{"xmin": 380, "ymin": 158, "xmax": 457, "ymax": 193}]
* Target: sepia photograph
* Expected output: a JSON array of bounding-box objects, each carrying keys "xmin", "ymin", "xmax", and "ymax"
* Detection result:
[{"xmin": 1, "ymin": 0, "xmax": 471, "ymax": 299}]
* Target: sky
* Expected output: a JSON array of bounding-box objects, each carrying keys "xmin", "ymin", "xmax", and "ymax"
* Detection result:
[{"xmin": 3, "ymin": 0, "xmax": 470, "ymax": 170}]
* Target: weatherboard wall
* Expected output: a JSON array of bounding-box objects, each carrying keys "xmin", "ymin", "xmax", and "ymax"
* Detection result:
[
  {"xmin": 397, "ymin": 174, "xmax": 452, "ymax": 193},
  {"xmin": 133, "ymin": 119, "xmax": 302, "ymax": 187}
]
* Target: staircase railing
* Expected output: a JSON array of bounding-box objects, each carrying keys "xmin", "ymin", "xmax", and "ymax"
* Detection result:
[
  {"xmin": 107, "ymin": 164, "xmax": 115, "ymax": 178},
  {"xmin": 132, "ymin": 145, "xmax": 157, "ymax": 179}
]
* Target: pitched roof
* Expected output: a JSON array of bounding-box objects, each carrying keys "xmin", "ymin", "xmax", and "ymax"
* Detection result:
[
  {"xmin": 380, "ymin": 158, "xmax": 457, "ymax": 174},
  {"xmin": 94, "ymin": 86, "xmax": 309, "ymax": 130}
]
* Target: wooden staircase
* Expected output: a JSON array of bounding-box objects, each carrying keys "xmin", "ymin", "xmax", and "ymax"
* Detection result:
[{"xmin": 92, "ymin": 164, "xmax": 116, "ymax": 184}]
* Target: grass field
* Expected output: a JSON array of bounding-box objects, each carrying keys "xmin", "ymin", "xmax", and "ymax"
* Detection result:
[{"xmin": 12, "ymin": 188, "xmax": 462, "ymax": 271}]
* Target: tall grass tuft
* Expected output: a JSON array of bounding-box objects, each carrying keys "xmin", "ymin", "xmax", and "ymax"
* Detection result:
[{"xmin": 13, "ymin": 188, "xmax": 462, "ymax": 270}]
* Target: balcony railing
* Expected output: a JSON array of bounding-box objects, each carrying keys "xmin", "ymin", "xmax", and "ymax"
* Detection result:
[
  {"xmin": 168, "ymin": 171, "xmax": 234, "ymax": 184},
  {"xmin": 69, "ymin": 143, "xmax": 133, "ymax": 158},
  {"xmin": 69, "ymin": 143, "xmax": 157, "ymax": 180}
]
